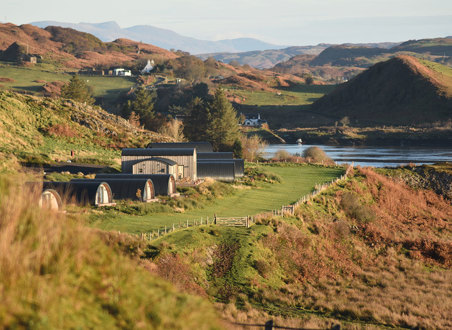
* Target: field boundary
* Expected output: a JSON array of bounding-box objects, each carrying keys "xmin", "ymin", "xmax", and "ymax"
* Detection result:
[{"xmin": 128, "ymin": 164, "xmax": 353, "ymax": 242}]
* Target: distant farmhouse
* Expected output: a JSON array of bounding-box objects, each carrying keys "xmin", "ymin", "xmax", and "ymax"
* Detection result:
[
  {"xmin": 243, "ymin": 114, "xmax": 267, "ymax": 127},
  {"xmin": 113, "ymin": 68, "xmax": 132, "ymax": 76},
  {"xmin": 141, "ymin": 59, "xmax": 155, "ymax": 74}
]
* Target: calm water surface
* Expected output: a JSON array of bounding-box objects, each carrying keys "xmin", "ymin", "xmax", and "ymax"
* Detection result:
[{"xmin": 264, "ymin": 144, "xmax": 452, "ymax": 167}]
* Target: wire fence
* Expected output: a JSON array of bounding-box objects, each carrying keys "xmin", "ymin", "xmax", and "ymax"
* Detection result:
[{"xmin": 127, "ymin": 164, "xmax": 354, "ymax": 242}]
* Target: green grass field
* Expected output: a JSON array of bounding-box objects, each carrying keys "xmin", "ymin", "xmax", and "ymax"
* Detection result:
[
  {"xmin": 0, "ymin": 63, "xmax": 135, "ymax": 108},
  {"xmin": 92, "ymin": 165, "xmax": 344, "ymax": 234},
  {"xmin": 227, "ymin": 84, "xmax": 335, "ymax": 106}
]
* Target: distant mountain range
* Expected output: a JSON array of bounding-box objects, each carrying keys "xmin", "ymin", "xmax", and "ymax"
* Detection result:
[
  {"xmin": 199, "ymin": 42, "xmax": 401, "ymax": 69},
  {"xmin": 31, "ymin": 21, "xmax": 285, "ymax": 54}
]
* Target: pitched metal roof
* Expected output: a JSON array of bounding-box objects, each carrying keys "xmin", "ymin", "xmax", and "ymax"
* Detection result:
[
  {"xmin": 146, "ymin": 142, "xmax": 213, "ymax": 152},
  {"xmin": 122, "ymin": 148, "xmax": 195, "ymax": 157}
]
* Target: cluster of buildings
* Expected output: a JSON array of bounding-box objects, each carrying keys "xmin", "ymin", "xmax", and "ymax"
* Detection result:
[{"xmin": 36, "ymin": 142, "xmax": 244, "ymax": 211}]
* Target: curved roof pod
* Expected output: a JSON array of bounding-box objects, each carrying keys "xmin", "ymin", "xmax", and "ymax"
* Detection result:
[
  {"xmin": 39, "ymin": 189, "xmax": 63, "ymax": 211},
  {"xmin": 95, "ymin": 174, "xmax": 177, "ymax": 196},
  {"xmin": 233, "ymin": 159, "xmax": 244, "ymax": 177},
  {"xmin": 197, "ymin": 159, "xmax": 244, "ymax": 178},
  {"xmin": 121, "ymin": 148, "xmax": 195, "ymax": 157},
  {"xmin": 197, "ymin": 152, "xmax": 233, "ymax": 160},
  {"xmin": 43, "ymin": 181, "xmax": 114, "ymax": 206},
  {"xmin": 146, "ymin": 142, "xmax": 213, "ymax": 152},
  {"xmin": 71, "ymin": 178, "xmax": 156, "ymax": 202},
  {"xmin": 197, "ymin": 161, "xmax": 235, "ymax": 182}
]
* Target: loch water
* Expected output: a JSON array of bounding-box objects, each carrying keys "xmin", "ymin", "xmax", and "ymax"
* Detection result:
[{"xmin": 264, "ymin": 144, "xmax": 452, "ymax": 167}]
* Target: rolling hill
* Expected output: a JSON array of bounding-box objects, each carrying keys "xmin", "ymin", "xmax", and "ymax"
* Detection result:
[
  {"xmin": 31, "ymin": 21, "xmax": 284, "ymax": 54},
  {"xmin": 0, "ymin": 90, "xmax": 172, "ymax": 169},
  {"xmin": 270, "ymin": 38, "xmax": 452, "ymax": 81},
  {"xmin": 0, "ymin": 23, "xmax": 177, "ymax": 69},
  {"xmin": 311, "ymin": 55, "xmax": 452, "ymax": 126}
]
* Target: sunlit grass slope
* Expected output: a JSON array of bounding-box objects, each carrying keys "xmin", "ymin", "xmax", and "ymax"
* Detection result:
[
  {"xmin": 93, "ymin": 165, "xmax": 344, "ymax": 233},
  {"xmin": 0, "ymin": 176, "xmax": 222, "ymax": 329}
]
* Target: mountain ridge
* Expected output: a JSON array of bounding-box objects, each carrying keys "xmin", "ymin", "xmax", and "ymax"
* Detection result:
[{"xmin": 31, "ymin": 21, "xmax": 284, "ymax": 54}]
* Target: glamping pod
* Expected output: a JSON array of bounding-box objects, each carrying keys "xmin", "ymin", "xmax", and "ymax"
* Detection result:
[
  {"xmin": 197, "ymin": 152, "xmax": 234, "ymax": 160},
  {"xmin": 43, "ymin": 181, "xmax": 114, "ymax": 206},
  {"xmin": 197, "ymin": 161, "xmax": 235, "ymax": 182},
  {"xmin": 39, "ymin": 189, "xmax": 63, "ymax": 211},
  {"xmin": 71, "ymin": 178, "xmax": 156, "ymax": 202},
  {"xmin": 121, "ymin": 148, "xmax": 197, "ymax": 180},
  {"xmin": 132, "ymin": 158, "xmax": 178, "ymax": 177},
  {"xmin": 146, "ymin": 142, "xmax": 213, "ymax": 153},
  {"xmin": 95, "ymin": 174, "xmax": 177, "ymax": 197}
]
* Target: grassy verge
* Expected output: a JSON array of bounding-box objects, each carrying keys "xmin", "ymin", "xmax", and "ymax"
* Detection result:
[{"xmin": 90, "ymin": 164, "xmax": 344, "ymax": 234}]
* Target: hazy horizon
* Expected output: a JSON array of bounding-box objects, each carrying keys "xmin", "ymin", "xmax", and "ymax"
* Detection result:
[{"xmin": 2, "ymin": 0, "xmax": 452, "ymax": 45}]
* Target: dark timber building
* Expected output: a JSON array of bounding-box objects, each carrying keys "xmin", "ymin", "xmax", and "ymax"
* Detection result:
[{"xmin": 121, "ymin": 148, "xmax": 197, "ymax": 180}]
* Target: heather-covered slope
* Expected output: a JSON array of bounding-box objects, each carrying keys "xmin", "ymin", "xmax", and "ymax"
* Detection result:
[
  {"xmin": 148, "ymin": 166, "xmax": 452, "ymax": 328},
  {"xmin": 311, "ymin": 56, "xmax": 452, "ymax": 126},
  {"xmin": 0, "ymin": 23, "xmax": 177, "ymax": 68}
]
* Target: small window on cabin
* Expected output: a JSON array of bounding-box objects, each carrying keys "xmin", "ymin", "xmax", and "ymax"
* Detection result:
[{"xmin": 138, "ymin": 168, "xmax": 143, "ymax": 173}]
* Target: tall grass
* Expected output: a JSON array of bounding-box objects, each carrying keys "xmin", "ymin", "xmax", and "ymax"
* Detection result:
[{"xmin": 0, "ymin": 176, "xmax": 221, "ymax": 329}]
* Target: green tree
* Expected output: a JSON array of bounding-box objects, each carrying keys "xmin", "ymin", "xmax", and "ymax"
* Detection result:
[
  {"xmin": 207, "ymin": 88, "xmax": 240, "ymax": 151},
  {"xmin": 183, "ymin": 97, "xmax": 210, "ymax": 141},
  {"xmin": 123, "ymin": 88, "xmax": 156, "ymax": 129},
  {"xmin": 61, "ymin": 75, "xmax": 94, "ymax": 105}
]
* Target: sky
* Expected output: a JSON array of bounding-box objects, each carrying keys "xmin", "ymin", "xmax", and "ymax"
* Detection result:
[{"xmin": 2, "ymin": 0, "xmax": 452, "ymax": 45}]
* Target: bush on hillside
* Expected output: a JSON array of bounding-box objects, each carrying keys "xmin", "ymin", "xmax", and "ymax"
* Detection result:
[
  {"xmin": 340, "ymin": 192, "xmax": 375, "ymax": 223},
  {"xmin": 302, "ymin": 146, "xmax": 334, "ymax": 164}
]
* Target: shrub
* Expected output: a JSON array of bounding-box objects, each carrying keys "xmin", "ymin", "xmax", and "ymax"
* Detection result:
[
  {"xmin": 302, "ymin": 146, "xmax": 334, "ymax": 164},
  {"xmin": 340, "ymin": 192, "xmax": 375, "ymax": 223},
  {"xmin": 274, "ymin": 149, "xmax": 292, "ymax": 161}
]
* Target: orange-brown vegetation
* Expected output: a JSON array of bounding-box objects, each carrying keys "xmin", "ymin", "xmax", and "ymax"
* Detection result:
[
  {"xmin": 149, "ymin": 167, "xmax": 451, "ymax": 328},
  {"xmin": 0, "ymin": 77, "xmax": 15, "ymax": 83},
  {"xmin": 0, "ymin": 23, "xmax": 177, "ymax": 69},
  {"xmin": 41, "ymin": 81, "xmax": 65, "ymax": 97}
]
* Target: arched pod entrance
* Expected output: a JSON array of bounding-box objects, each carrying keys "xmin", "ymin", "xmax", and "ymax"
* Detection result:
[{"xmin": 39, "ymin": 189, "xmax": 63, "ymax": 211}]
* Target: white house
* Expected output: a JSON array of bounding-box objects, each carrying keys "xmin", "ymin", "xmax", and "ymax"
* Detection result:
[
  {"xmin": 113, "ymin": 68, "xmax": 132, "ymax": 76},
  {"xmin": 243, "ymin": 114, "xmax": 267, "ymax": 127},
  {"xmin": 141, "ymin": 60, "xmax": 155, "ymax": 74}
]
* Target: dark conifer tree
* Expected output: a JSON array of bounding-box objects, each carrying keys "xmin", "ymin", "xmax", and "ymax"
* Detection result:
[{"xmin": 61, "ymin": 75, "xmax": 94, "ymax": 105}]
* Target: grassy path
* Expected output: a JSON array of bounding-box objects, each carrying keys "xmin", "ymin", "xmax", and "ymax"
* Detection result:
[{"xmin": 93, "ymin": 165, "xmax": 343, "ymax": 234}]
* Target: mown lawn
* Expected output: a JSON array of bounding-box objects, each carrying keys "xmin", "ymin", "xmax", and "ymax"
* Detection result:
[{"xmin": 92, "ymin": 165, "xmax": 344, "ymax": 234}]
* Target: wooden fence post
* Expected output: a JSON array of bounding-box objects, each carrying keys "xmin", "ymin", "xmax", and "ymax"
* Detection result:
[
  {"xmin": 214, "ymin": 214, "xmax": 217, "ymax": 225},
  {"xmin": 264, "ymin": 320, "xmax": 274, "ymax": 330}
]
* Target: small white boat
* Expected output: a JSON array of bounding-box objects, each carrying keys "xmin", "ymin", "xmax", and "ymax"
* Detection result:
[{"xmin": 296, "ymin": 138, "xmax": 303, "ymax": 144}]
